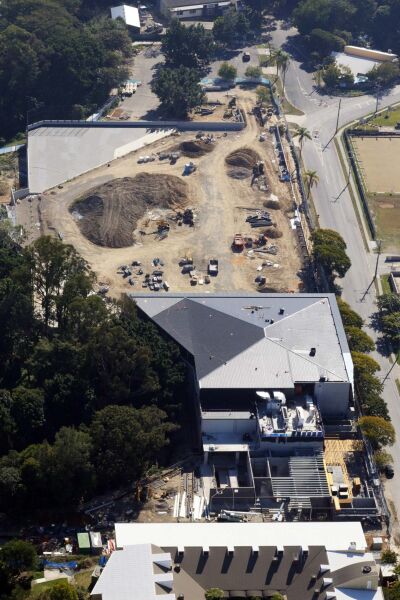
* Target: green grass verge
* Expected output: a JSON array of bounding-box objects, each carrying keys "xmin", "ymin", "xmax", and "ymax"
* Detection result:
[
  {"xmin": 368, "ymin": 105, "xmax": 400, "ymax": 127},
  {"xmin": 380, "ymin": 274, "xmax": 391, "ymax": 294},
  {"xmin": 334, "ymin": 136, "xmax": 370, "ymax": 253}
]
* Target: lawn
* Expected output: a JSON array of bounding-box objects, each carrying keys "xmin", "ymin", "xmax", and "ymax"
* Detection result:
[
  {"xmin": 369, "ymin": 105, "xmax": 400, "ymax": 127},
  {"xmin": 380, "ymin": 274, "xmax": 391, "ymax": 294}
]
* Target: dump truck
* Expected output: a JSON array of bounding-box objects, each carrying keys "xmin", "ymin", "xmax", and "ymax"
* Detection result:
[
  {"xmin": 232, "ymin": 234, "xmax": 245, "ymax": 251},
  {"xmin": 208, "ymin": 259, "xmax": 219, "ymax": 276}
]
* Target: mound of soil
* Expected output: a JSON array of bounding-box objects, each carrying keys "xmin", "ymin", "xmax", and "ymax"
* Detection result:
[
  {"xmin": 179, "ymin": 140, "xmax": 215, "ymax": 158},
  {"xmin": 225, "ymin": 147, "xmax": 261, "ymax": 169},
  {"xmin": 71, "ymin": 173, "xmax": 189, "ymax": 248},
  {"xmin": 227, "ymin": 167, "xmax": 252, "ymax": 179}
]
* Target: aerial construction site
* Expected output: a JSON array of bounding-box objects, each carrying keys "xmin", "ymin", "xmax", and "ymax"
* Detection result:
[{"xmin": 19, "ymin": 90, "xmax": 308, "ymax": 296}]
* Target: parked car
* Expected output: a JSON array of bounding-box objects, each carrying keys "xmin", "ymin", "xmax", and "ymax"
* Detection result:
[
  {"xmin": 208, "ymin": 259, "xmax": 219, "ymax": 276},
  {"xmin": 385, "ymin": 464, "xmax": 394, "ymax": 478}
]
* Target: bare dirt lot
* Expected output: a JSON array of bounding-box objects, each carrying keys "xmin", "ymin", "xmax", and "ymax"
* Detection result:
[
  {"xmin": 352, "ymin": 136, "xmax": 400, "ymax": 193},
  {"xmin": 33, "ymin": 90, "xmax": 303, "ymax": 297},
  {"xmin": 351, "ymin": 135, "xmax": 400, "ymax": 252}
]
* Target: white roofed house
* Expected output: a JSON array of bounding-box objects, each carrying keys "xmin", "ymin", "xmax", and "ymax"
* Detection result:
[{"xmin": 110, "ymin": 5, "xmax": 141, "ymax": 31}]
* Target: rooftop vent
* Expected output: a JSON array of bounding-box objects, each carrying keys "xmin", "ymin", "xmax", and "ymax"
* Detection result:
[
  {"xmin": 319, "ymin": 564, "xmax": 330, "ymax": 575},
  {"xmin": 279, "ymin": 308, "xmax": 285, "ymax": 315},
  {"xmin": 323, "ymin": 577, "xmax": 333, "ymax": 587},
  {"xmin": 310, "ymin": 347, "xmax": 316, "ymax": 357},
  {"xmin": 319, "ymin": 375, "xmax": 326, "ymax": 382}
]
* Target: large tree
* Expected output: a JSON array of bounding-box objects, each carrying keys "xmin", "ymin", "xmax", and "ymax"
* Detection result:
[
  {"xmin": 359, "ymin": 416, "xmax": 395, "ymax": 449},
  {"xmin": 151, "ymin": 66, "xmax": 204, "ymax": 118},
  {"xmin": 162, "ymin": 20, "xmax": 215, "ymax": 69},
  {"xmin": 90, "ymin": 405, "xmax": 177, "ymax": 487},
  {"xmin": 311, "ymin": 228, "xmax": 351, "ymax": 280}
]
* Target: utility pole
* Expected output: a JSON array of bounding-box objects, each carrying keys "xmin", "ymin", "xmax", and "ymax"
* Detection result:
[
  {"xmin": 382, "ymin": 352, "xmax": 400, "ymax": 384},
  {"xmin": 335, "ymin": 99, "xmax": 342, "ymax": 134}
]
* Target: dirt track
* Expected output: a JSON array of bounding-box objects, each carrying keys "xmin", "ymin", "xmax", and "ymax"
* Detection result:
[{"xmin": 38, "ymin": 90, "xmax": 302, "ymax": 296}]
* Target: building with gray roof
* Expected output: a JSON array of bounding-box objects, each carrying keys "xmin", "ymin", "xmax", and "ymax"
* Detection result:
[{"xmin": 133, "ymin": 293, "xmax": 364, "ymax": 517}]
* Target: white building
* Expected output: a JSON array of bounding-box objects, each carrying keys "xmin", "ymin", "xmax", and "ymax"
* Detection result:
[
  {"xmin": 110, "ymin": 5, "xmax": 141, "ymax": 31},
  {"xmin": 91, "ymin": 522, "xmax": 384, "ymax": 600}
]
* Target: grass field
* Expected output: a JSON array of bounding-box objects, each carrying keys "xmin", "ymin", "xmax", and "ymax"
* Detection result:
[
  {"xmin": 369, "ymin": 105, "xmax": 400, "ymax": 127},
  {"xmin": 350, "ymin": 135, "xmax": 400, "ymax": 252}
]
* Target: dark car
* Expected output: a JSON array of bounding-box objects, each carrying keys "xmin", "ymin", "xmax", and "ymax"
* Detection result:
[
  {"xmin": 242, "ymin": 52, "xmax": 251, "ymax": 62},
  {"xmin": 385, "ymin": 464, "xmax": 394, "ymax": 478}
]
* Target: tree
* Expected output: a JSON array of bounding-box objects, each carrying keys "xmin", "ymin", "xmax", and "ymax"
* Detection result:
[
  {"xmin": 205, "ymin": 589, "xmax": 225, "ymax": 600},
  {"xmin": 311, "ymin": 229, "xmax": 351, "ymax": 280},
  {"xmin": 245, "ymin": 65, "xmax": 262, "ymax": 78},
  {"xmin": 0, "ymin": 540, "xmax": 37, "ymax": 575},
  {"xmin": 378, "ymin": 293, "xmax": 400, "ymax": 313},
  {"xmin": 293, "ymin": 126, "xmax": 311, "ymax": 161},
  {"xmin": 213, "ymin": 10, "xmax": 250, "ymax": 45},
  {"xmin": 256, "ymin": 85, "xmax": 271, "ymax": 104},
  {"xmin": 304, "ymin": 170, "xmax": 319, "ymax": 200},
  {"xmin": 359, "ymin": 416, "xmax": 396, "ymax": 449},
  {"xmin": 90, "ymin": 405, "xmax": 177, "ymax": 488},
  {"xmin": 381, "ymin": 313, "xmax": 400, "ymax": 346},
  {"xmin": 375, "ymin": 451, "xmax": 394, "ymax": 471},
  {"xmin": 151, "ymin": 66, "xmax": 204, "ymax": 118},
  {"xmin": 309, "ymin": 28, "xmax": 345, "ymax": 56},
  {"xmin": 272, "ymin": 48, "xmax": 290, "ymax": 90},
  {"xmin": 368, "ymin": 62, "xmax": 400, "ymax": 86},
  {"xmin": 10, "ymin": 387, "xmax": 45, "ymax": 446},
  {"xmin": 321, "ymin": 61, "xmax": 354, "ymax": 88},
  {"xmin": 162, "ymin": 20, "xmax": 215, "ymax": 69},
  {"xmin": 345, "ymin": 327, "xmax": 375, "ymax": 353},
  {"xmin": 337, "ymin": 298, "xmax": 363, "ymax": 328},
  {"xmin": 218, "ymin": 62, "xmax": 237, "ymax": 81},
  {"xmin": 38, "ymin": 579, "xmax": 78, "ymax": 600}
]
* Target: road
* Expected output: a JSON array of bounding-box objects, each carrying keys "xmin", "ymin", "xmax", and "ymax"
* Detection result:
[{"xmin": 270, "ymin": 23, "xmax": 400, "ymax": 533}]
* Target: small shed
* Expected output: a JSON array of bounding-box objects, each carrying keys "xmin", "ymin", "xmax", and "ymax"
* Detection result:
[{"xmin": 110, "ymin": 5, "xmax": 141, "ymax": 31}]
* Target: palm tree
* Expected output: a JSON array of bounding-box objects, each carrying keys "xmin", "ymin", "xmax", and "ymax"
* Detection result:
[
  {"xmin": 293, "ymin": 126, "xmax": 311, "ymax": 161},
  {"xmin": 272, "ymin": 49, "xmax": 290, "ymax": 85},
  {"xmin": 304, "ymin": 169, "xmax": 319, "ymax": 200}
]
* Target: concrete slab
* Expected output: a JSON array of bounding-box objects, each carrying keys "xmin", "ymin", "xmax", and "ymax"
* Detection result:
[{"xmin": 27, "ymin": 126, "xmax": 173, "ymax": 193}]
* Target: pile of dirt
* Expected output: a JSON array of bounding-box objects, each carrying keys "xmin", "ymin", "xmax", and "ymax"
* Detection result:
[
  {"xmin": 225, "ymin": 147, "xmax": 261, "ymax": 169},
  {"xmin": 264, "ymin": 199, "xmax": 282, "ymax": 210},
  {"xmin": 227, "ymin": 167, "xmax": 252, "ymax": 179},
  {"xmin": 179, "ymin": 140, "xmax": 215, "ymax": 158},
  {"xmin": 71, "ymin": 173, "xmax": 189, "ymax": 248}
]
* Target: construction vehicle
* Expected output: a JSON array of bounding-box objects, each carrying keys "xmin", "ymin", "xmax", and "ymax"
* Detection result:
[
  {"xmin": 208, "ymin": 259, "xmax": 219, "ymax": 276},
  {"xmin": 232, "ymin": 233, "xmax": 245, "ymax": 252},
  {"xmin": 183, "ymin": 162, "xmax": 197, "ymax": 175}
]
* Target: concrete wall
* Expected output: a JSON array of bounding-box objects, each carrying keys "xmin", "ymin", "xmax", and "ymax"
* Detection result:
[
  {"xmin": 202, "ymin": 417, "xmax": 257, "ymax": 435},
  {"xmin": 314, "ymin": 382, "xmax": 351, "ymax": 417}
]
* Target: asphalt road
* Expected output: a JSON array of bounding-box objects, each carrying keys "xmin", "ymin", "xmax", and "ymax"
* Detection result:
[
  {"xmin": 121, "ymin": 48, "xmax": 162, "ymax": 119},
  {"xmin": 270, "ymin": 24, "xmax": 400, "ymax": 527}
]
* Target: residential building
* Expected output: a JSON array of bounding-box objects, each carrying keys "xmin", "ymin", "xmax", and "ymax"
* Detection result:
[{"xmin": 91, "ymin": 521, "xmax": 384, "ymax": 600}]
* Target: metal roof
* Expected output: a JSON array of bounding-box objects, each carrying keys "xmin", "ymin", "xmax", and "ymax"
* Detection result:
[
  {"xmin": 110, "ymin": 5, "xmax": 140, "ymax": 28},
  {"xmin": 133, "ymin": 293, "xmax": 351, "ymax": 388},
  {"xmin": 164, "ymin": 0, "xmax": 232, "ymax": 7}
]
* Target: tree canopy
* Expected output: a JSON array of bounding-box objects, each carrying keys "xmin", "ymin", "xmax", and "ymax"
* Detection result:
[
  {"xmin": 162, "ymin": 20, "xmax": 215, "ymax": 69},
  {"xmin": 311, "ymin": 229, "xmax": 351, "ymax": 280},
  {"xmin": 359, "ymin": 416, "xmax": 396, "ymax": 449},
  {"xmin": 151, "ymin": 66, "xmax": 204, "ymax": 118},
  {"xmin": 0, "ymin": 0, "xmax": 132, "ymax": 139},
  {"xmin": 0, "ymin": 232, "xmax": 185, "ymax": 515}
]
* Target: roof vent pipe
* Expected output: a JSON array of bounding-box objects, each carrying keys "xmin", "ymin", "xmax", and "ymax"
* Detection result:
[
  {"xmin": 310, "ymin": 347, "xmax": 316, "ymax": 357},
  {"xmin": 279, "ymin": 308, "xmax": 285, "ymax": 315},
  {"xmin": 319, "ymin": 564, "xmax": 330, "ymax": 575}
]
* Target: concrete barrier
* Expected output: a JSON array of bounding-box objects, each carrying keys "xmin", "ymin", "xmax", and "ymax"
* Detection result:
[{"xmin": 27, "ymin": 116, "xmax": 245, "ymax": 133}]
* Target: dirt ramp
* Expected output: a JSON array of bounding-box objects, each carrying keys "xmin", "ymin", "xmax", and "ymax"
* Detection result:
[
  {"xmin": 179, "ymin": 140, "xmax": 215, "ymax": 158},
  {"xmin": 71, "ymin": 173, "xmax": 189, "ymax": 248}
]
